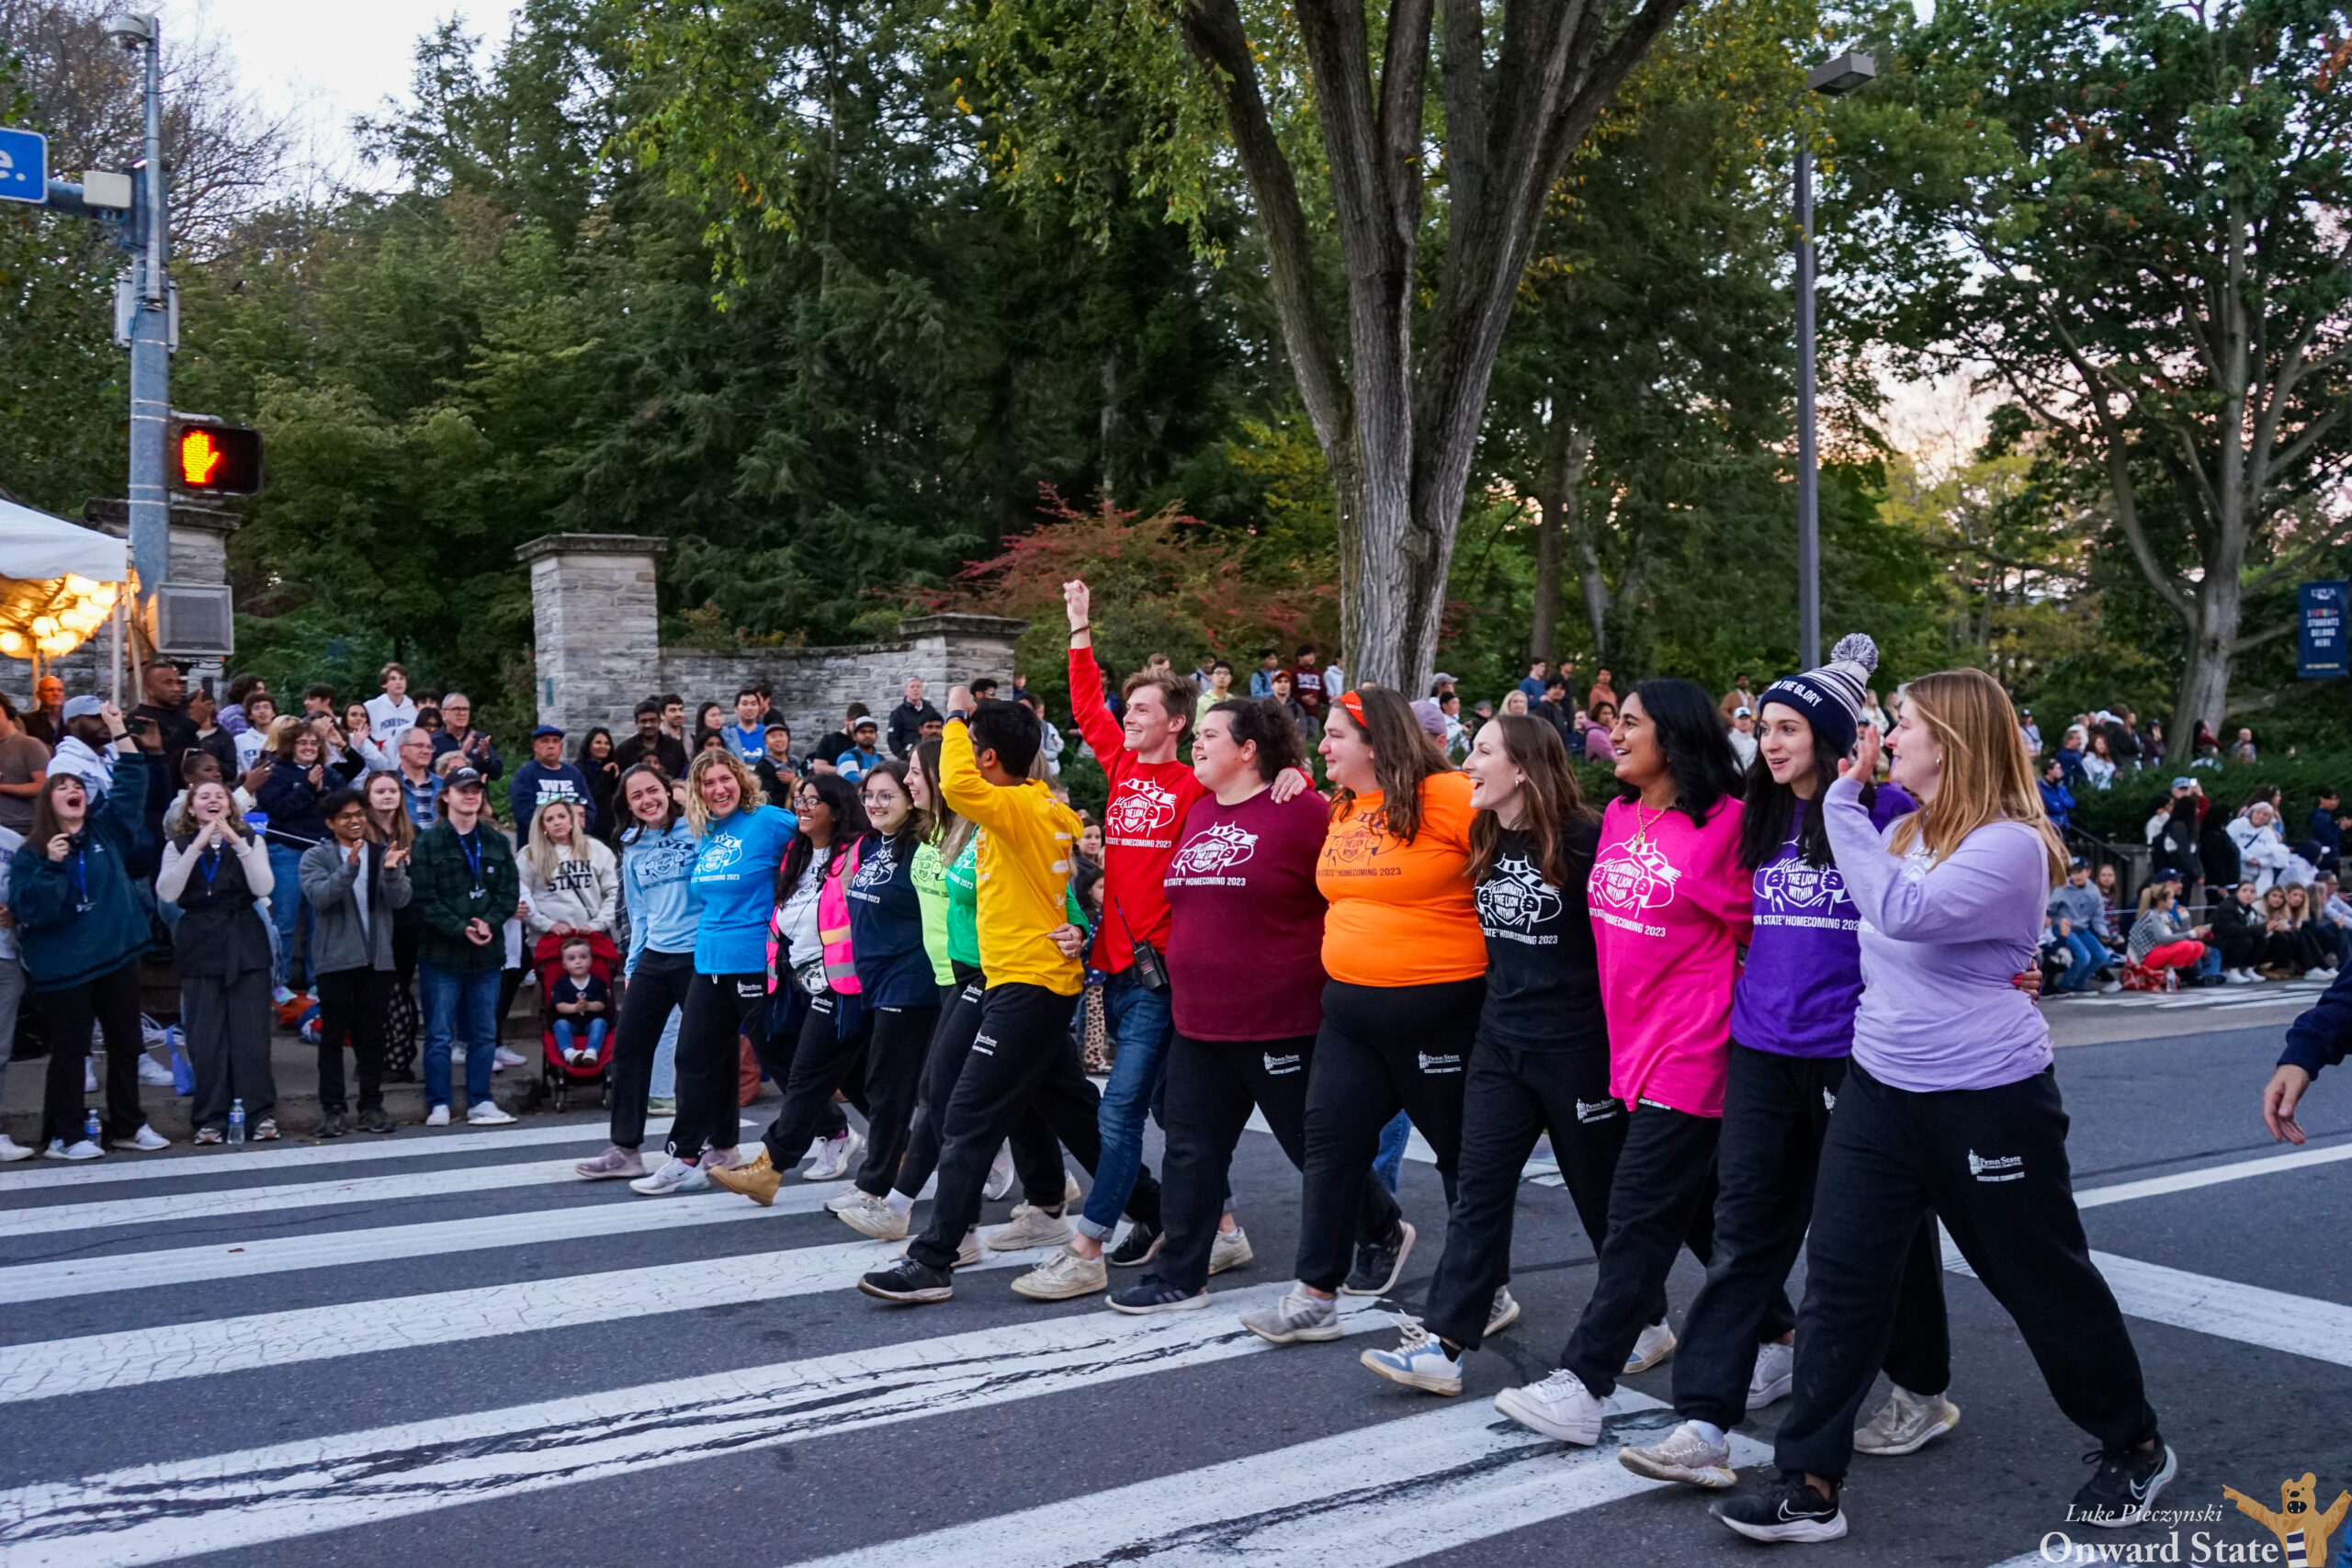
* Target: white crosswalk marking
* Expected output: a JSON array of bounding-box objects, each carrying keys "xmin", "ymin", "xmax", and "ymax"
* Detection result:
[
  {"xmin": 0, "ymin": 1177, "xmax": 854, "ymax": 1303},
  {"xmin": 788, "ymin": 1398, "xmax": 1772, "ymax": 1568},
  {"xmin": 0, "ymin": 1285, "xmax": 1386, "ymax": 1568}
]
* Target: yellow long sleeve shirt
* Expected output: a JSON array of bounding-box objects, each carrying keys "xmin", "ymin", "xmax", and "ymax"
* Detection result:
[{"xmin": 938, "ymin": 718, "xmax": 1084, "ymax": 996}]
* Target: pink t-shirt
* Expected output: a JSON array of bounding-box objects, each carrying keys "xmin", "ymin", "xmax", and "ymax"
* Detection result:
[{"xmin": 1589, "ymin": 795, "xmax": 1754, "ymax": 1117}]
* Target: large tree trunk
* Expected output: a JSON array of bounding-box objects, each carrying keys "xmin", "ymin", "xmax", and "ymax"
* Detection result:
[{"xmin": 1530, "ymin": 418, "xmax": 1590, "ymax": 665}]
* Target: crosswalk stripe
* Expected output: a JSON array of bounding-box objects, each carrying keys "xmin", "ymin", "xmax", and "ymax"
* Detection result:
[
  {"xmin": 0, "ymin": 1234, "xmax": 1055, "ymax": 1404},
  {"xmin": 2072, "ymin": 1138, "xmax": 2352, "ymax": 1208},
  {"xmin": 787, "ymin": 1396, "xmax": 1773, "ymax": 1568},
  {"xmin": 1941, "ymin": 1237, "xmax": 2352, "ymax": 1370},
  {"xmin": 0, "ymin": 1283, "xmax": 1386, "ymax": 1568},
  {"xmin": 0, "ymin": 1179, "xmax": 853, "ymax": 1304},
  {"xmin": 0, "ymin": 1114, "xmax": 651, "ymax": 1195}
]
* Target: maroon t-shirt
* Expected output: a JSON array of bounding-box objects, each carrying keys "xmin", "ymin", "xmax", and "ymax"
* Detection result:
[{"xmin": 1162, "ymin": 787, "xmax": 1330, "ymax": 1041}]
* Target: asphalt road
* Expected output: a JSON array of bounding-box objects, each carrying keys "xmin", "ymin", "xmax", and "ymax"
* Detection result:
[{"xmin": 0, "ymin": 988, "xmax": 2347, "ymax": 1568}]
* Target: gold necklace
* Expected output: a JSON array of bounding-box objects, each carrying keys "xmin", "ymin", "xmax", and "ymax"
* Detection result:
[{"xmin": 1630, "ymin": 798, "xmax": 1671, "ymax": 846}]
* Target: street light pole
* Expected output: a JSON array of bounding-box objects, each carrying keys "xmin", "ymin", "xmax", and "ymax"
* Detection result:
[
  {"xmin": 105, "ymin": 12, "xmax": 171, "ymax": 615},
  {"xmin": 1795, "ymin": 51, "xmax": 1874, "ymax": 671}
]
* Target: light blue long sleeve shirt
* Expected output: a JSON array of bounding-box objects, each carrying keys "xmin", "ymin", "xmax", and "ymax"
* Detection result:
[{"xmin": 621, "ymin": 818, "xmax": 703, "ymax": 974}]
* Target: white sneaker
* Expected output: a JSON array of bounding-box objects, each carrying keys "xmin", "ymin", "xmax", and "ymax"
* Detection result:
[
  {"xmin": 0, "ymin": 1134, "xmax": 32, "ymax": 1162},
  {"xmin": 492, "ymin": 1046, "xmax": 528, "ymax": 1070},
  {"xmin": 83, "ymin": 1060, "xmax": 96, "ymax": 1092},
  {"xmin": 2226, "ymin": 967, "xmax": 2256, "ymax": 985},
  {"xmin": 836, "ymin": 1192, "xmax": 910, "ymax": 1241},
  {"xmin": 466, "ymin": 1100, "xmax": 516, "ymax": 1125},
  {"xmin": 631, "ymin": 1156, "xmax": 709, "ymax": 1196},
  {"xmin": 1624, "ymin": 1319, "xmax": 1677, "ymax": 1374},
  {"xmin": 1620, "ymin": 1420, "xmax": 1737, "ymax": 1488},
  {"xmin": 123, "ymin": 1123, "xmax": 170, "ymax": 1152},
  {"xmin": 824, "ymin": 1186, "xmax": 870, "ymax": 1213},
  {"xmin": 1853, "ymin": 1384, "xmax": 1962, "ymax": 1455},
  {"xmin": 44, "ymin": 1138, "xmax": 103, "ymax": 1161},
  {"xmin": 136, "ymin": 1052, "xmax": 175, "ymax": 1087},
  {"xmin": 424, "ymin": 1104, "xmax": 451, "ymax": 1126},
  {"xmin": 1238, "ymin": 1284, "xmax": 1343, "ymax": 1345},
  {"xmin": 1747, "ymin": 1338, "xmax": 1795, "ymax": 1408},
  {"xmin": 984, "ymin": 1203, "xmax": 1075, "ymax": 1252},
  {"xmin": 1011, "ymin": 1246, "xmax": 1109, "ymax": 1301},
  {"xmin": 983, "ymin": 1143, "xmax": 1017, "ymax": 1201},
  {"xmin": 802, "ymin": 1129, "xmax": 862, "ymax": 1181},
  {"xmin": 1360, "ymin": 1321, "xmax": 1463, "ymax": 1394},
  {"xmin": 1495, "ymin": 1368, "xmax": 1607, "ymax": 1445},
  {"xmin": 2098, "ymin": 979, "xmax": 2122, "ymax": 994},
  {"xmin": 1209, "ymin": 1224, "xmax": 1256, "ymax": 1276}
]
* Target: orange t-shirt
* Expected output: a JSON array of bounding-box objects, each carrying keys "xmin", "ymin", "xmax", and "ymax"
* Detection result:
[{"xmin": 1316, "ymin": 771, "xmax": 1486, "ymax": 987}]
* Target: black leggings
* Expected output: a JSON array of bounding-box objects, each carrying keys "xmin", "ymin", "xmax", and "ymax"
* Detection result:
[
  {"xmin": 671, "ymin": 970, "xmax": 766, "ymax": 1161},
  {"xmin": 1295, "ymin": 976, "xmax": 1485, "ymax": 1293},
  {"xmin": 896, "ymin": 973, "xmax": 1066, "ymax": 1206},
  {"xmin": 38, "ymin": 958, "xmax": 146, "ymax": 1146},
  {"xmin": 852, "ymin": 1001, "xmax": 941, "ymax": 1196},
  {"xmin": 609, "ymin": 949, "xmax": 693, "ymax": 1151},
  {"xmin": 752, "ymin": 989, "xmax": 876, "ymax": 1167}
]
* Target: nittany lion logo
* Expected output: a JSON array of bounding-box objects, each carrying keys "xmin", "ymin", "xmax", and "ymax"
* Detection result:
[
  {"xmin": 851, "ymin": 840, "xmax": 896, "ymax": 889},
  {"xmin": 1170, "ymin": 821, "xmax": 1257, "ymax": 876},
  {"xmin": 1589, "ymin": 838, "xmax": 1679, "ymax": 911},
  {"xmin": 1755, "ymin": 855, "xmax": 1837, "ymax": 913},
  {"xmin": 1477, "ymin": 853, "xmax": 1561, "ymax": 932},
  {"xmin": 1104, "ymin": 779, "xmax": 1180, "ymax": 839},
  {"xmin": 697, "ymin": 833, "xmax": 746, "ymax": 873}
]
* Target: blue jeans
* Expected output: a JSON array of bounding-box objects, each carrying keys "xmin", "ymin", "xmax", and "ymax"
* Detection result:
[
  {"xmin": 421, "ymin": 964, "xmax": 501, "ymax": 1111},
  {"xmin": 266, "ymin": 843, "xmax": 314, "ymax": 989},
  {"xmin": 1078, "ymin": 967, "xmax": 1174, "ymax": 1239},
  {"xmin": 554, "ymin": 1017, "xmax": 608, "ymax": 1055},
  {"xmin": 1373, "ymin": 1111, "xmax": 1411, "ymax": 1193},
  {"xmin": 2058, "ymin": 930, "xmax": 2106, "ymax": 992}
]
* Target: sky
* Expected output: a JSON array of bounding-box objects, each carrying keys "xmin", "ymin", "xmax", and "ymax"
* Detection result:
[{"xmin": 188, "ymin": 0, "xmax": 512, "ymax": 188}]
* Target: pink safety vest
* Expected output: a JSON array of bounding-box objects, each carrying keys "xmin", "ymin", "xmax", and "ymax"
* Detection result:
[{"xmin": 816, "ymin": 840, "xmax": 862, "ymax": 995}]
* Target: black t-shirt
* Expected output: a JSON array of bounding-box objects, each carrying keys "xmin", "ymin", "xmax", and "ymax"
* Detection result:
[
  {"xmin": 1474, "ymin": 819, "xmax": 1605, "ymax": 1048},
  {"xmin": 811, "ymin": 729, "xmax": 858, "ymax": 767}
]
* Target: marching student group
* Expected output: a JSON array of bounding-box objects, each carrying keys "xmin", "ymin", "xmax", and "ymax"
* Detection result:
[{"xmin": 522, "ymin": 581, "xmax": 2335, "ymax": 1541}]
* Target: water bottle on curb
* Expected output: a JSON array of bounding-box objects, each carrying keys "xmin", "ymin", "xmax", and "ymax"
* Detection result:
[{"xmin": 228, "ymin": 1099, "xmax": 245, "ymax": 1147}]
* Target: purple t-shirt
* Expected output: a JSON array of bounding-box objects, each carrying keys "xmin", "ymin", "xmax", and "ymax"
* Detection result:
[
  {"xmin": 1729, "ymin": 785, "xmax": 1917, "ymax": 1059},
  {"xmin": 1163, "ymin": 788, "xmax": 1329, "ymax": 1042}
]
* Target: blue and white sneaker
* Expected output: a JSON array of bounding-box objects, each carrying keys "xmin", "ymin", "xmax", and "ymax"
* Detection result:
[
  {"xmin": 1360, "ymin": 1321, "xmax": 1463, "ymax": 1394},
  {"xmin": 630, "ymin": 1156, "xmax": 708, "ymax": 1196}
]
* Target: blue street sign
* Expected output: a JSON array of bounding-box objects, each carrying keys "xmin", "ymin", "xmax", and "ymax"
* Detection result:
[
  {"xmin": 0, "ymin": 126, "xmax": 47, "ymax": 205},
  {"xmin": 2298, "ymin": 580, "xmax": 2347, "ymax": 680}
]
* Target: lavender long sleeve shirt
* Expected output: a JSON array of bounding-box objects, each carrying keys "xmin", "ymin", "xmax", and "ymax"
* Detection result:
[{"xmin": 1820, "ymin": 775, "xmax": 2055, "ymax": 1092}]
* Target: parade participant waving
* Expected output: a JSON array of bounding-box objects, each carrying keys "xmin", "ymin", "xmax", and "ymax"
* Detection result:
[
  {"xmin": 1358, "ymin": 713, "xmax": 1609, "ymax": 1389},
  {"xmin": 1487, "ymin": 679, "xmax": 1748, "ymax": 1445},
  {"xmin": 1620, "ymin": 637, "xmax": 1953, "ymax": 1492},
  {"xmin": 1712, "ymin": 670, "xmax": 2171, "ymax": 1543},
  {"xmin": 630, "ymin": 750, "xmax": 797, "ymax": 1196},
  {"xmin": 1240, "ymin": 683, "xmax": 1482, "ymax": 1346}
]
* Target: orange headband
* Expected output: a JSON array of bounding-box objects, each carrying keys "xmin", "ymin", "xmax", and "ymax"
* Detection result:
[{"xmin": 1337, "ymin": 690, "xmax": 1366, "ymax": 729}]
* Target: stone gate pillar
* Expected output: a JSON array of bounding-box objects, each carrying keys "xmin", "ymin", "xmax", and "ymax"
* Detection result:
[{"xmin": 515, "ymin": 533, "xmax": 666, "ymax": 737}]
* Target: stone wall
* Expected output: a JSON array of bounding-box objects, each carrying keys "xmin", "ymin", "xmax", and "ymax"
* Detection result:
[{"xmin": 517, "ymin": 534, "xmax": 1027, "ymax": 744}]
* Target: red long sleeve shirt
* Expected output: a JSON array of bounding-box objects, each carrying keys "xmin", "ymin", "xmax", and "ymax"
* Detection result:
[{"xmin": 1069, "ymin": 647, "xmax": 1205, "ymax": 973}]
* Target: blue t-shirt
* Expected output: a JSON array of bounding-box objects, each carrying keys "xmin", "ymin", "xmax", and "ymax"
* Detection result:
[
  {"xmin": 622, "ymin": 818, "xmax": 703, "ymax": 971},
  {"xmin": 688, "ymin": 804, "xmax": 798, "ymax": 976},
  {"xmin": 845, "ymin": 831, "xmax": 933, "ymax": 1009},
  {"xmin": 728, "ymin": 722, "xmax": 767, "ymax": 764},
  {"xmin": 1728, "ymin": 785, "xmax": 1915, "ymax": 1059}
]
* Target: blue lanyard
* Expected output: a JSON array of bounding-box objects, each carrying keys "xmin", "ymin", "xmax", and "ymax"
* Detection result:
[
  {"xmin": 198, "ymin": 844, "xmax": 223, "ymax": 889},
  {"xmin": 68, "ymin": 848, "xmax": 89, "ymax": 911}
]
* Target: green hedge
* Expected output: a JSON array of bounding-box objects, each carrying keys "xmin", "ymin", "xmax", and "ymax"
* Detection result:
[{"xmin": 2064, "ymin": 757, "xmax": 2352, "ymax": 847}]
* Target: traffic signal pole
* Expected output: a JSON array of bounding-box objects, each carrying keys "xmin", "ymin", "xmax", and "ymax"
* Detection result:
[{"xmin": 120, "ymin": 12, "xmax": 171, "ymax": 606}]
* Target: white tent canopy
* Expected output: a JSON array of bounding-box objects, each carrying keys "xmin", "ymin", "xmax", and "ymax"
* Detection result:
[{"xmin": 0, "ymin": 497, "xmax": 128, "ymax": 583}]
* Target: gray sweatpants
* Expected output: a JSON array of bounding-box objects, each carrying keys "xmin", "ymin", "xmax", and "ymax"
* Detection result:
[{"xmin": 184, "ymin": 970, "xmax": 277, "ymax": 1129}]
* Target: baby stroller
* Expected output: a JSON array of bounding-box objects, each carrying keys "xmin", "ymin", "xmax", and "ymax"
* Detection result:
[{"xmin": 536, "ymin": 931, "xmax": 620, "ymax": 1112}]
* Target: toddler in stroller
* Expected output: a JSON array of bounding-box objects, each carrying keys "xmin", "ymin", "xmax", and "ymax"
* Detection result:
[{"xmin": 538, "ymin": 931, "xmax": 618, "ymax": 1110}]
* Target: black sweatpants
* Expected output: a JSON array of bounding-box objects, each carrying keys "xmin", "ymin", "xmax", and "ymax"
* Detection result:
[
  {"xmin": 1672, "ymin": 1044, "xmax": 1947, "ymax": 1428},
  {"xmin": 896, "ymin": 973, "xmax": 1076, "ymax": 1207},
  {"xmin": 314, "ymin": 965, "xmax": 391, "ymax": 1115},
  {"xmin": 670, "ymin": 969, "xmax": 765, "ymax": 1161},
  {"xmin": 1295, "ymin": 976, "xmax": 1485, "ymax": 1293},
  {"xmin": 850, "ymin": 1001, "xmax": 938, "ymax": 1195},
  {"xmin": 908, "ymin": 982, "xmax": 1159, "ymax": 1271},
  {"xmin": 1558, "ymin": 1099, "xmax": 1720, "ymax": 1397},
  {"xmin": 1421, "ymin": 1032, "xmax": 1634, "ymax": 1350},
  {"xmin": 609, "ymin": 948, "xmax": 693, "ymax": 1150},
  {"xmin": 753, "ymin": 989, "xmax": 875, "ymax": 1166},
  {"xmin": 39, "ymin": 959, "xmax": 146, "ymax": 1146},
  {"xmin": 1774, "ymin": 1060, "xmax": 2159, "ymax": 1482},
  {"xmin": 1153, "ymin": 1032, "xmax": 1402, "ymax": 1295}
]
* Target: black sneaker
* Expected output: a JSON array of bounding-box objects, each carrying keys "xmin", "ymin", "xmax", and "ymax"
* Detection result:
[
  {"xmin": 316, "ymin": 1113, "xmax": 347, "ymax": 1139},
  {"xmin": 1107, "ymin": 1277, "xmax": 1208, "ymax": 1314},
  {"xmin": 1341, "ymin": 1219, "xmax": 1418, "ymax": 1297},
  {"xmin": 858, "ymin": 1256, "xmax": 955, "ymax": 1303},
  {"xmin": 1712, "ymin": 1471, "xmax": 1847, "ymax": 1542},
  {"xmin": 1108, "ymin": 1221, "xmax": 1164, "ymax": 1268},
  {"xmin": 359, "ymin": 1107, "xmax": 397, "ymax": 1135},
  {"xmin": 2072, "ymin": 1439, "xmax": 2177, "ymax": 1528}
]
